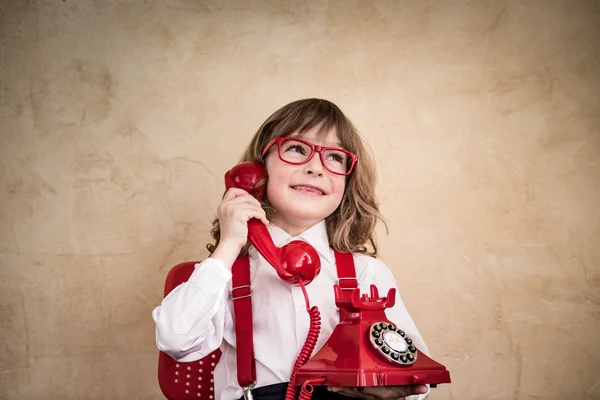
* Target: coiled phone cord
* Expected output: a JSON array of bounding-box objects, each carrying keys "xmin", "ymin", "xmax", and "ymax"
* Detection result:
[{"xmin": 284, "ymin": 279, "xmax": 322, "ymax": 400}]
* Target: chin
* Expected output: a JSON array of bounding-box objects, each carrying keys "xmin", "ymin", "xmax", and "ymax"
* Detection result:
[{"xmin": 274, "ymin": 203, "xmax": 320, "ymax": 220}]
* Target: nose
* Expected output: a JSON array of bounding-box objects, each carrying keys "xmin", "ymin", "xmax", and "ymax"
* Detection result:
[{"xmin": 303, "ymin": 151, "xmax": 325, "ymax": 177}]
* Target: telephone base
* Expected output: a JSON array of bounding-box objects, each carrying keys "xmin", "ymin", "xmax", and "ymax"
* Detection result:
[
  {"xmin": 295, "ymin": 362, "xmax": 451, "ymax": 387},
  {"xmin": 295, "ymin": 285, "xmax": 452, "ymax": 389}
]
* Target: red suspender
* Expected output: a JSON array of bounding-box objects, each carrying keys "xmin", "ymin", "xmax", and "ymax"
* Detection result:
[
  {"xmin": 333, "ymin": 250, "xmax": 358, "ymax": 320},
  {"xmin": 230, "ymin": 250, "xmax": 357, "ymax": 390},
  {"xmin": 231, "ymin": 255, "xmax": 255, "ymax": 389}
]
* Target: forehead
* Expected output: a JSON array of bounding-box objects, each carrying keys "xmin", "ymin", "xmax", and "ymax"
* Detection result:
[{"xmin": 291, "ymin": 125, "xmax": 341, "ymax": 147}]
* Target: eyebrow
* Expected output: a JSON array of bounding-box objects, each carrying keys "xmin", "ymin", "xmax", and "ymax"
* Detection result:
[{"xmin": 294, "ymin": 132, "xmax": 343, "ymax": 148}]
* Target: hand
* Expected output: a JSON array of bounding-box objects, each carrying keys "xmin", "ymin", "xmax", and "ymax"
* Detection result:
[
  {"xmin": 327, "ymin": 385, "xmax": 428, "ymax": 400},
  {"xmin": 211, "ymin": 188, "xmax": 269, "ymax": 268}
]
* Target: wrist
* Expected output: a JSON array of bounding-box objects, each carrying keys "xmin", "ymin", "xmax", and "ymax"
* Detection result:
[{"xmin": 211, "ymin": 240, "xmax": 242, "ymax": 269}]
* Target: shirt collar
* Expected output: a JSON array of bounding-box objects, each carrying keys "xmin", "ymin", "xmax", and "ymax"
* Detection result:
[{"xmin": 266, "ymin": 220, "xmax": 333, "ymax": 265}]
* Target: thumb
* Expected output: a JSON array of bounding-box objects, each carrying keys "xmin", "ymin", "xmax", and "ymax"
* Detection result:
[{"xmin": 411, "ymin": 385, "xmax": 428, "ymax": 395}]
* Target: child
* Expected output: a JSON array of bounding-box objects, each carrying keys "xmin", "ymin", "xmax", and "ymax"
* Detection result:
[{"xmin": 153, "ymin": 99, "xmax": 431, "ymax": 400}]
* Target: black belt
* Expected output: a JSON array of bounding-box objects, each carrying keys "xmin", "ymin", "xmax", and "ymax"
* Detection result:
[{"xmin": 237, "ymin": 382, "xmax": 353, "ymax": 400}]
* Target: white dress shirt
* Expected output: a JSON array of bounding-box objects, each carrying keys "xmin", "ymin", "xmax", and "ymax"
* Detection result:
[{"xmin": 153, "ymin": 221, "xmax": 430, "ymax": 400}]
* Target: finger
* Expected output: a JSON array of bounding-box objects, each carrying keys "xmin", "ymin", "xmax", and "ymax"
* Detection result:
[
  {"xmin": 350, "ymin": 389, "xmax": 379, "ymax": 400},
  {"xmin": 220, "ymin": 198, "xmax": 264, "ymax": 217},
  {"xmin": 328, "ymin": 387, "xmax": 377, "ymax": 400},
  {"xmin": 377, "ymin": 385, "xmax": 428, "ymax": 398},
  {"xmin": 255, "ymin": 206, "xmax": 269, "ymax": 226},
  {"xmin": 410, "ymin": 385, "xmax": 428, "ymax": 395},
  {"xmin": 327, "ymin": 389, "xmax": 362, "ymax": 398},
  {"xmin": 218, "ymin": 205, "xmax": 268, "ymax": 229},
  {"xmin": 363, "ymin": 386, "xmax": 419, "ymax": 399},
  {"xmin": 360, "ymin": 387, "xmax": 399, "ymax": 399},
  {"xmin": 222, "ymin": 187, "xmax": 250, "ymax": 201},
  {"xmin": 224, "ymin": 195, "xmax": 264, "ymax": 210},
  {"xmin": 387, "ymin": 385, "xmax": 428, "ymax": 397},
  {"xmin": 238, "ymin": 201, "xmax": 268, "ymax": 225},
  {"xmin": 235, "ymin": 207, "xmax": 268, "ymax": 224},
  {"xmin": 259, "ymin": 212, "xmax": 269, "ymax": 226}
]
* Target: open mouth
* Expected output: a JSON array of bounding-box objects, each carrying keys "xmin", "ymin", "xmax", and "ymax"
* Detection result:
[{"xmin": 290, "ymin": 185, "xmax": 325, "ymax": 195}]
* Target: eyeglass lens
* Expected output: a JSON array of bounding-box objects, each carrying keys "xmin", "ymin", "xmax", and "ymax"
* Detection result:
[{"xmin": 279, "ymin": 139, "xmax": 350, "ymax": 174}]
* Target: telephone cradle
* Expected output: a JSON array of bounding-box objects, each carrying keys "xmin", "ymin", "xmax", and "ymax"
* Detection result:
[{"xmin": 295, "ymin": 284, "xmax": 451, "ymax": 390}]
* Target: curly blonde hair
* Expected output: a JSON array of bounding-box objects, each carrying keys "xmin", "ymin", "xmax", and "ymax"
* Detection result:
[{"xmin": 206, "ymin": 98, "xmax": 387, "ymax": 256}]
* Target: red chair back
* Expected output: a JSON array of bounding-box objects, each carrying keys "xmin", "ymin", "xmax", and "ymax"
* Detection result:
[{"xmin": 158, "ymin": 261, "xmax": 222, "ymax": 400}]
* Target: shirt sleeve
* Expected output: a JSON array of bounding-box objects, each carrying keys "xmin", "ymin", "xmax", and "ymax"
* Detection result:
[
  {"xmin": 359, "ymin": 256, "xmax": 431, "ymax": 400},
  {"xmin": 152, "ymin": 258, "xmax": 232, "ymax": 362}
]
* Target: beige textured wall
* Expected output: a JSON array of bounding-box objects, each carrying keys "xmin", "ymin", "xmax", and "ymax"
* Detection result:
[{"xmin": 1, "ymin": 0, "xmax": 599, "ymax": 399}]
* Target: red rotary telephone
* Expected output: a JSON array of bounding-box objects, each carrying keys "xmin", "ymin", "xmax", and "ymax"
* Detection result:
[
  {"xmin": 224, "ymin": 161, "xmax": 451, "ymax": 399},
  {"xmin": 296, "ymin": 286, "xmax": 451, "ymax": 391}
]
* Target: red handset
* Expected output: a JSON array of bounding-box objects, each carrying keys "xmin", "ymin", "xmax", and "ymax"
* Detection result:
[{"xmin": 224, "ymin": 161, "xmax": 321, "ymax": 284}]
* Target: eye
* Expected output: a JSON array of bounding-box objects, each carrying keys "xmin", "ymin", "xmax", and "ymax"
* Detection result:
[
  {"xmin": 285, "ymin": 144, "xmax": 307, "ymax": 155},
  {"xmin": 325, "ymin": 151, "xmax": 346, "ymax": 164}
]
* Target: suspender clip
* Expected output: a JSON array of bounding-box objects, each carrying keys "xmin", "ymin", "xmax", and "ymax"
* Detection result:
[
  {"xmin": 231, "ymin": 285, "xmax": 252, "ymax": 300},
  {"xmin": 242, "ymin": 382, "xmax": 256, "ymax": 400},
  {"xmin": 337, "ymin": 277, "xmax": 359, "ymax": 290}
]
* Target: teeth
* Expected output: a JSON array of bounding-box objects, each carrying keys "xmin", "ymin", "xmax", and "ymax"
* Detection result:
[{"xmin": 293, "ymin": 185, "xmax": 323, "ymax": 194}]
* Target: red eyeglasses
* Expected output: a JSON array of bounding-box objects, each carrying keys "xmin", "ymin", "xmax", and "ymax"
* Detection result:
[{"xmin": 261, "ymin": 137, "xmax": 358, "ymax": 176}]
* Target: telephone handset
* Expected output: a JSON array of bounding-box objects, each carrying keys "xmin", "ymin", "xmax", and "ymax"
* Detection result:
[{"xmin": 224, "ymin": 161, "xmax": 321, "ymax": 285}]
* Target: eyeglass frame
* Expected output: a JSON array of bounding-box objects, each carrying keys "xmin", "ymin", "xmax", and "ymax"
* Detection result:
[{"xmin": 261, "ymin": 136, "xmax": 359, "ymax": 176}]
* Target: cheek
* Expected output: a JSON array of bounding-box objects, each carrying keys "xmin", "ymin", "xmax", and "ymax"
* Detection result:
[
  {"xmin": 264, "ymin": 159, "xmax": 292, "ymax": 201},
  {"xmin": 330, "ymin": 178, "xmax": 346, "ymax": 199},
  {"xmin": 266, "ymin": 164, "xmax": 291, "ymax": 189},
  {"xmin": 266, "ymin": 177, "xmax": 283, "ymax": 201}
]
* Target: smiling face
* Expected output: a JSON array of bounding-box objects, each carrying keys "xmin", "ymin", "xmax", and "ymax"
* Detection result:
[{"xmin": 264, "ymin": 125, "xmax": 347, "ymax": 236}]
